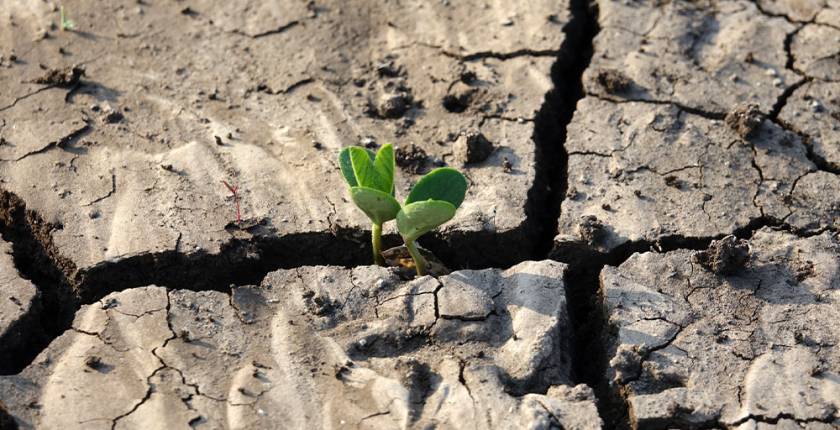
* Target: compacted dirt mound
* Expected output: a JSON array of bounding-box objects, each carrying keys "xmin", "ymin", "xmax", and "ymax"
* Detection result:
[{"xmin": 0, "ymin": 261, "xmax": 601, "ymax": 429}]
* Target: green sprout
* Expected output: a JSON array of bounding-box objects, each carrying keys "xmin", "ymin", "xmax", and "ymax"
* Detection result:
[
  {"xmin": 396, "ymin": 168, "xmax": 466, "ymax": 276},
  {"xmin": 60, "ymin": 6, "xmax": 76, "ymax": 31},
  {"xmin": 339, "ymin": 144, "xmax": 400, "ymax": 266},
  {"xmin": 338, "ymin": 144, "xmax": 467, "ymax": 276}
]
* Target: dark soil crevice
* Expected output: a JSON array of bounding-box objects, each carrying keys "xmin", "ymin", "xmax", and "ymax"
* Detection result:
[
  {"xmin": 530, "ymin": 0, "xmax": 599, "ymax": 260},
  {"xmin": 585, "ymin": 92, "xmax": 728, "ymax": 121},
  {"xmin": 770, "ymin": 116, "xmax": 840, "ymax": 175},
  {"xmin": 0, "ymin": 191, "xmax": 77, "ymax": 375},
  {"xmin": 768, "ymin": 78, "xmax": 808, "ymax": 120}
]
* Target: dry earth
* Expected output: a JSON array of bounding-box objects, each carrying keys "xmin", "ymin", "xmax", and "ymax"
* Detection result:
[{"xmin": 0, "ymin": 0, "xmax": 839, "ymax": 429}]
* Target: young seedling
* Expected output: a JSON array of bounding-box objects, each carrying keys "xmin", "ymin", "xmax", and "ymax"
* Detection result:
[
  {"xmin": 396, "ymin": 168, "xmax": 467, "ymax": 276},
  {"xmin": 339, "ymin": 144, "xmax": 399, "ymax": 266},
  {"xmin": 60, "ymin": 6, "xmax": 76, "ymax": 31},
  {"xmin": 222, "ymin": 180, "xmax": 242, "ymax": 225}
]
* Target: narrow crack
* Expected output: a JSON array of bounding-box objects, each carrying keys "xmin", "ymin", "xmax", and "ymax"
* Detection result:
[{"xmin": 585, "ymin": 92, "xmax": 727, "ymax": 120}]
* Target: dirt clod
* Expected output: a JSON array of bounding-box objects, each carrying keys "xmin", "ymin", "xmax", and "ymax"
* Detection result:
[
  {"xmin": 663, "ymin": 175, "xmax": 684, "ymax": 189},
  {"xmin": 596, "ymin": 69, "xmax": 632, "ymax": 94},
  {"xmin": 454, "ymin": 131, "xmax": 493, "ymax": 165},
  {"xmin": 443, "ymin": 82, "xmax": 476, "ymax": 113},
  {"xmin": 31, "ymin": 65, "xmax": 84, "ymax": 88},
  {"xmin": 378, "ymin": 93, "xmax": 412, "ymax": 119},
  {"xmin": 502, "ymin": 157, "xmax": 513, "ymax": 173},
  {"xmin": 83, "ymin": 355, "xmax": 104, "ymax": 371},
  {"xmin": 725, "ymin": 103, "xmax": 763, "ymax": 139},
  {"xmin": 693, "ymin": 235, "xmax": 750, "ymax": 275},
  {"xmin": 577, "ymin": 215, "xmax": 606, "ymax": 245},
  {"xmin": 395, "ymin": 144, "xmax": 428, "ymax": 174}
]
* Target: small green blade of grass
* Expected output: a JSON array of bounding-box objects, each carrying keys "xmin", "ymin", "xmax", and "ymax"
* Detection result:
[
  {"xmin": 349, "ymin": 147, "xmax": 392, "ymax": 193},
  {"xmin": 350, "ymin": 186, "xmax": 401, "ymax": 225},
  {"xmin": 60, "ymin": 6, "xmax": 75, "ymax": 31},
  {"xmin": 405, "ymin": 167, "xmax": 467, "ymax": 208},
  {"xmin": 396, "ymin": 200, "xmax": 456, "ymax": 242}
]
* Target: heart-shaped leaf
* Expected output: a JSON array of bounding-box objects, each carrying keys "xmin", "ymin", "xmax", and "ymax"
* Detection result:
[
  {"xmin": 350, "ymin": 186, "xmax": 401, "ymax": 225},
  {"xmin": 397, "ymin": 200, "xmax": 457, "ymax": 242},
  {"xmin": 405, "ymin": 167, "xmax": 467, "ymax": 209},
  {"xmin": 339, "ymin": 147, "xmax": 374, "ymax": 187}
]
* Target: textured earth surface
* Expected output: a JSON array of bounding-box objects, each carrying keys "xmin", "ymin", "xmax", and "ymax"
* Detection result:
[
  {"xmin": 1, "ymin": 0, "xmax": 839, "ymax": 429},
  {"xmin": 0, "ymin": 261, "xmax": 602, "ymax": 429},
  {"xmin": 602, "ymin": 230, "xmax": 840, "ymax": 429}
]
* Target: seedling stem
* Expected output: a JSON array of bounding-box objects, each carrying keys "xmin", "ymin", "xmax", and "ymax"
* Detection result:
[
  {"xmin": 222, "ymin": 180, "xmax": 242, "ymax": 225},
  {"xmin": 372, "ymin": 223, "xmax": 385, "ymax": 266}
]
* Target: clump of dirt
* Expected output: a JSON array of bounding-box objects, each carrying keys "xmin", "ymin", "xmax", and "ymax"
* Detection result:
[
  {"xmin": 302, "ymin": 290, "xmax": 335, "ymax": 317},
  {"xmin": 693, "ymin": 235, "xmax": 750, "ymax": 275},
  {"xmin": 378, "ymin": 92, "xmax": 412, "ymax": 119},
  {"xmin": 595, "ymin": 69, "xmax": 632, "ymax": 94},
  {"xmin": 83, "ymin": 355, "xmax": 106, "ymax": 372},
  {"xmin": 396, "ymin": 143, "xmax": 428, "ymax": 174},
  {"xmin": 609, "ymin": 344, "xmax": 643, "ymax": 383},
  {"xmin": 376, "ymin": 56, "xmax": 403, "ymax": 78},
  {"xmin": 577, "ymin": 215, "xmax": 606, "ymax": 245},
  {"xmin": 443, "ymin": 82, "xmax": 477, "ymax": 113},
  {"xmin": 725, "ymin": 103, "xmax": 763, "ymax": 139},
  {"xmin": 31, "ymin": 65, "xmax": 85, "ymax": 87},
  {"xmin": 663, "ymin": 175, "xmax": 685, "ymax": 189},
  {"xmin": 454, "ymin": 130, "xmax": 494, "ymax": 165},
  {"xmin": 793, "ymin": 258, "xmax": 815, "ymax": 282}
]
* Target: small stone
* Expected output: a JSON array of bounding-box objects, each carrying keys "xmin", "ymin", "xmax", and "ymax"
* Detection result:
[{"xmin": 502, "ymin": 157, "xmax": 513, "ymax": 173}]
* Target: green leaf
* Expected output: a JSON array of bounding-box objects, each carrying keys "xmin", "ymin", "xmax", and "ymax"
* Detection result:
[
  {"xmin": 396, "ymin": 200, "xmax": 457, "ymax": 242},
  {"xmin": 350, "ymin": 186, "xmax": 401, "ymax": 225},
  {"xmin": 339, "ymin": 148, "xmax": 358, "ymax": 187},
  {"xmin": 339, "ymin": 147, "xmax": 376, "ymax": 187},
  {"xmin": 405, "ymin": 168, "xmax": 467, "ymax": 209},
  {"xmin": 350, "ymin": 147, "xmax": 392, "ymax": 193},
  {"xmin": 374, "ymin": 144, "xmax": 395, "ymax": 195}
]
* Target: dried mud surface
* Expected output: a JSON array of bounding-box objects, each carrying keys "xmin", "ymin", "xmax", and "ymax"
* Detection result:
[{"xmin": 1, "ymin": 0, "xmax": 840, "ymax": 429}]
